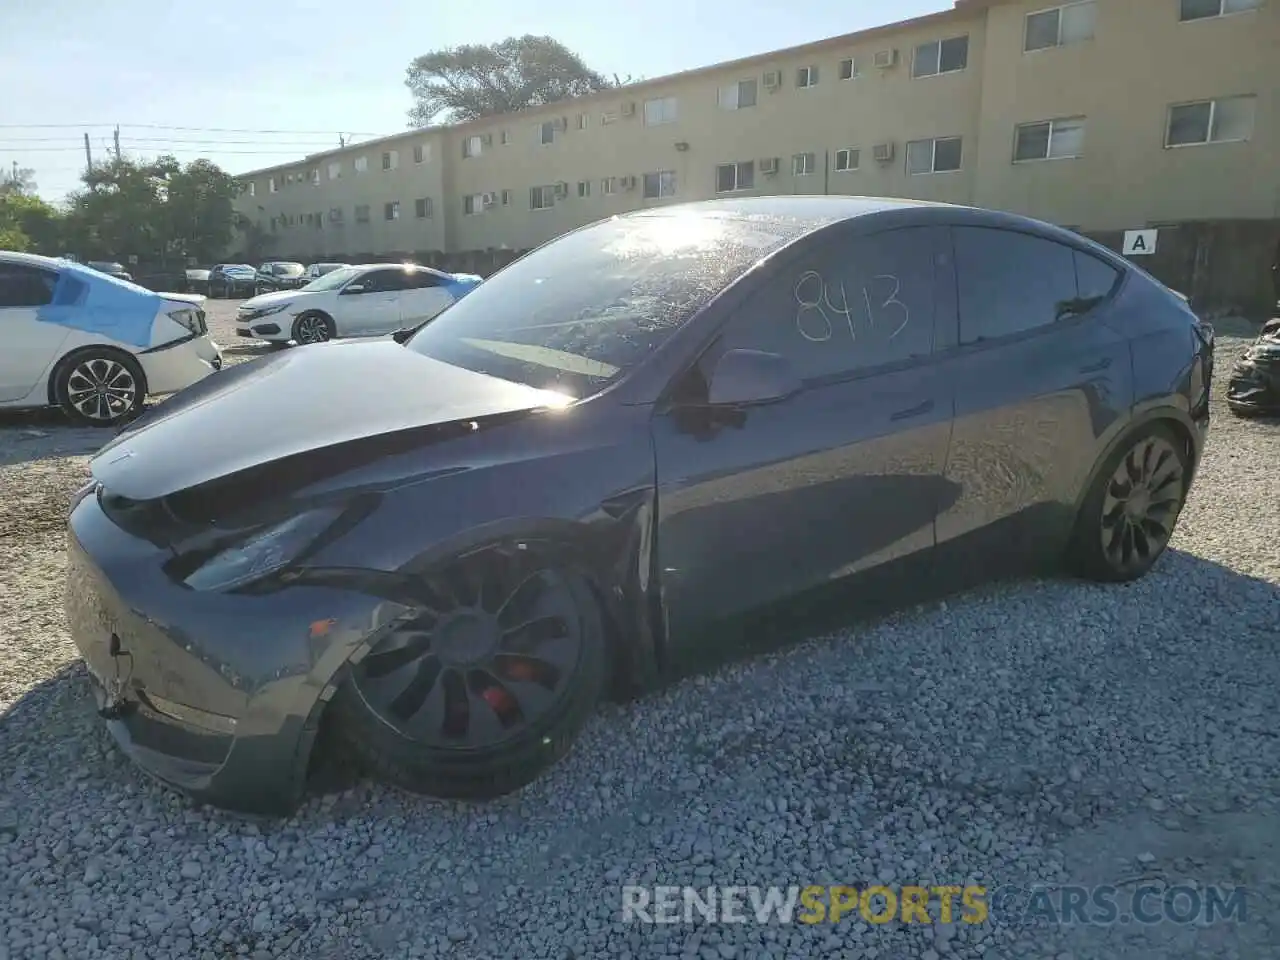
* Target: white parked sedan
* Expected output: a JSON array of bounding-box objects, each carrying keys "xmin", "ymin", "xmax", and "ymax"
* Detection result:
[
  {"xmin": 234, "ymin": 263, "xmax": 482, "ymax": 345},
  {"xmin": 0, "ymin": 251, "xmax": 223, "ymax": 426}
]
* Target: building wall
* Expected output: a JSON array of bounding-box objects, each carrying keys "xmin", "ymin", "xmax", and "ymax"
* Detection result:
[{"xmin": 232, "ymin": 0, "xmax": 1279, "ymax": 259}]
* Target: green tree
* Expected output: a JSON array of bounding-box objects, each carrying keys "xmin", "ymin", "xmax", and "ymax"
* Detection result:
[
  {"xmin": 405, "ymin": 35, "xmax": 622, "ymax": 125},
  {"xmin": 0, "ymin": 193, "xmax": 63, "ymax": 253},
  {"xmin": 0, "ymin": 164, "xmax": 38, "ymax": 197}
]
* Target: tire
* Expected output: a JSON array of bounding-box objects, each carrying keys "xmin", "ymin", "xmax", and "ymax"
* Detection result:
[
  {"xmin": 292, "ymin": 311, "xmax": 335, "ymax": 345},
  {"xmin": 54, "ymin": 348, "xmax": 147, "ymax": 428},
  {"xmin": 328, "ymin": 547, "xmax": 609, "ymax": 800},
  {"xmin": 1067, "ymin": 424, "xmax": 1190, "ymax": 583}
]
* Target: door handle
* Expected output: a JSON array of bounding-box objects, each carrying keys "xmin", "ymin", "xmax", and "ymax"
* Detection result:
[
  {"xmin": 1079, "ymin": 357, "xmax": 1112, "ymax": 375},
  {"xmin": 890, "ymin": 399, "xmax": 935, "ymax": 421}
]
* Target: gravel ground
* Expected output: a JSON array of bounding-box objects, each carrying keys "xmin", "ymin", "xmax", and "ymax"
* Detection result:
[{"xmin": 1, "ymin": 304, "xmax": 1278, "ymax": 960}]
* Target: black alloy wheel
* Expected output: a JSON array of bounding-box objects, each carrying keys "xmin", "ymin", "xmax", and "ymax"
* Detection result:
[
  {"xmin": 330, "ymin": 545, "xmax": 607, "ymax": 799},
  {"xmin": 1070, "ymin": 425, "xmax": 1189, "ymax": 582}
]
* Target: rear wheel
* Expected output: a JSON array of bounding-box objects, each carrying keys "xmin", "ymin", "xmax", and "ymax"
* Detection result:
[
  {"xmin": 54, "ymin": 349, "xmax": 146, "ymax": 427},
  {"xmin": 292, "ymin": 311, "xmax": 335, "ymax": 345},
  {"xmin": 1068, "ymin": 425, "xmax": 1189, "ymax": 582},
  {"xmin": 329, "ymin": 545, "xmax": 608, "ymax": 800}
]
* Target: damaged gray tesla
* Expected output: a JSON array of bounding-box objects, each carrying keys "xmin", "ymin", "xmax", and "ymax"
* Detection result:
[{"xmin": 67, "ymin": 197, "xmax": 1214, "ymax": 815}]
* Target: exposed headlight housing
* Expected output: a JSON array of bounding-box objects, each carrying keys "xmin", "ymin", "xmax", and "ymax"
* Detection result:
[
  {"xmin": 167, "ymin": 307, "xmax": 207, "ymax": 335},
  {"xmin": 238, "ymin": 302, "xmax": 291, "ymax": 321},
  {"xmin": 181, "ymin": 506, "xmax": 340, "ymax": 592}
]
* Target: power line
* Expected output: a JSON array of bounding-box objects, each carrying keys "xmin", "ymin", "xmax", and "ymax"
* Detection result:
[
  {"xmin": 0, "ymin": 135, "xmax": 348, "ymax": 146},
  {"xmin": 7, "ymin": 145, "xmax": 334, "ymax": 155},
  {"xmin": 0, "ymin": 123, "xmax": 390, "ymax": 135}
]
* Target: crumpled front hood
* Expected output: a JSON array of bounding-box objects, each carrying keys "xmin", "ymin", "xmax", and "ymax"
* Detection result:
[{"xmin": 90, "ymin": 340, "xmax": 568, "ymax": 500}]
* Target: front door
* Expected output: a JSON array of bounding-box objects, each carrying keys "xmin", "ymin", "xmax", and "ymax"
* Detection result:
[
  {"xmin": 334, "ymin": 268, "xmax": 403, "ymax": 337},
  {"xmin": 935, "ymin": 224, "xmax": 1133, "ymax": 566},
  {"xmin": 651, "ymin": 225, "xmax": 956, "ymax": 650},
  {"xmin": 0, "ymin": 263, "xmax": 69, "ymax": 402}
]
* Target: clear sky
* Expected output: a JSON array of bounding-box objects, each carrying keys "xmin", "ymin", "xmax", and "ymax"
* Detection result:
[{"xmin": 0, "ymin": 0, "xmax": 952, "ymax": 203}]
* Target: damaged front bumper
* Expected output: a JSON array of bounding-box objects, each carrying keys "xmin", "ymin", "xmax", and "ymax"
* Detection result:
[{"xmin": 1226, "ymin": 320, "xmax": 1280, "ymax": 416}]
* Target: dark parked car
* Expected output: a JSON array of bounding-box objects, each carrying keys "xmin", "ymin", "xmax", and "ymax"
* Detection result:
[
  {"xmin": 254, "ymin": 260, "xmax": 307, "ymax": 296},
  {"xmin": 67, "ymin": 197, "xmax": 1214, "ymax": 815},
  {"xmin": 301, "ymin": 261, "xmax": 346, "ymax": 283},
  {"xmin": 207, "ymin": 263, "xmax": 257, "ymax": 298}
]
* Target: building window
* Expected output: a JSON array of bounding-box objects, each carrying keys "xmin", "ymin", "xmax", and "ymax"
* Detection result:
[
  {"xmin": 354, "ymin": 204, "xmax": 370, "ymax": 223},
  {"xmin": 644, "ymin": 96, "xmax": 678, "ymax": 125},
  {"xmin": 577, "ymin": 180, "xmax": 591, "ymax": 198},
  {"xmin": 1014, "ymin": 117, "xmax": 1086, "ymax": 161},
  {"xmin": 246, "ymin": 182, "xmax": 256, "ymax": 197},
  {"xmin": 839, "ymin": 58, "xmax": 859, "ymax": 80},
  {"xmin": 329, "ymin": 207, "xmax": 344, "ymax": 224},
  {"xmin": 796, "ymin": 66, "xmax": 819, "ymax": 88},
  {"xmin": 601, "ymin": 111, "xmax": 618, "ymax": 125},
  {"xmin": 268, "ymin": 177, "xmax": 278, "ymax": 193},
  {"xmin": 643, "ymin": 170, "xmax": 677, "ymax": 199},
  {"xmin": 835, "ymin": 148, "xmax": 860, "ymax": 171},
  {"xmin": 540, "ymin": 121, "xmax": 557, "ymax": 145},
  {"xmin": 327, "ymin": 161, "xmax": 341, "ymax": 180},
  {"xmin": 792, "ymin": 152, "xmax": 816, "ymax": 176},
  {"xmin": 414, "ymin": 197, "xmax": 432, "ymax": 219},
  {"xmin": 912, "ymin": 35, "xmax": 969, "ymax": 78},
  {"xmin": 530, "ymin": 185, "xmax": 556, "ymax": 210},
  {"xmin": 463, "ymin": 135, "xmax": 483, "ymax": 158},
  {"xmin": 718, "ymin": 79, "xmax": 758, "ymax": 110},
  {"xmin": 577, "ymin": 113, "xmax": 589, "ymax": 130},
  {"xmin": 500, "ymin": 189, "xmax": 512, "ymax": 206},
  {"xmin": 382, "ymin": 151, "xmax": 398, "ymax": 171},
  {"xmin": 413, "ymin": 144, "xmax": 427, "ymax": 164},
  {"xmin": 906, "ymin": 136, "xmax": 963, "ymax": 174},
  {"xmin": 384, "ymin": 201, "xmax": 399, "ymax": 221},
  {"xmin": 716, "ymin": 161, "xmax": 754, "ymax": 192},
  {"xmin": 463, "ymin": 194, "xmax": 489, "ymax": 215},
  {"xmin": 1165, "ymin": 95, "xmax": 1256, "ymax": 146},
  {"xmin": 1179, "ymin": 0, "xmax": 1258, "ymax": 22},
  {"xmin": 354, "ymin": 156, "xmax": 369, "ymax": 173},
  {"xmin": 1025, "ymin": 2, "xmax": 1096, "ymax": 52},
  {"xmin": 602, "ymin": 177, "xmax": 618, "ymax": 195},
  {"xmin": 308, "ymin": 169, "xmax": 320, "ymax": 185}
]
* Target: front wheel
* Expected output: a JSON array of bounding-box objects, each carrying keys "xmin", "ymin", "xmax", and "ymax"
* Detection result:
[
  {"xmin": 292, "ymin": 311, "xmax": 335, "ymax": 345},
  {"xmin": 1068, "ymin": 425, "xmax": 1190, "ymax": 582},
  {"xmin": 328, "ymin": 546, "xmax": 608, "ymax": 800},
  {"xmin": 54, "ymin": 349, "xmax": 146, "ymax": 427}
]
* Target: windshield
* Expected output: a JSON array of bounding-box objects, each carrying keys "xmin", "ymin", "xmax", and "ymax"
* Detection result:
[
  {"xmin": 301, "ymin": 265, "xmax": 361, "ymax": 292},
  {"xmin": 271, "ymin": 262, "xmax": 304, "ymax": 276},
  {"xmin": 404, "ymin": 211, "xmax": 799, "ymax": 397}
]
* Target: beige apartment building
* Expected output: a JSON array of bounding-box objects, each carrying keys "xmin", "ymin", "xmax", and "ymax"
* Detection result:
[{"xmin": 231, "ymin": 0, "xmax": 1278, "ymax": 279}]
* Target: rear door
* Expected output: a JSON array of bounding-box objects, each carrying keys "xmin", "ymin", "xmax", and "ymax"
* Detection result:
[
  {"xmin": 333, "ymin": 268, "xmax": 403, "ymax": 337},
  {"xmin": 398, "ymin": 269, "xmax": 455, "ymax": 326},
  {"xmin": 651, "ymin": 225, "xmax": 956, "ymax": 648},
  {"xmin": 935, "ymin": 224, "xmax": 1132, "ymax": 566},
  {"xmin": 0, "ymin": 263, "xmax": 69, "ymax": 402}
]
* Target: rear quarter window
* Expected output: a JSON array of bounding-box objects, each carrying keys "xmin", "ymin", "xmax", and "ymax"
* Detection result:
[{"xmin": 1074, "ymin": 250, "xmax": 1122, "ymax": 303}]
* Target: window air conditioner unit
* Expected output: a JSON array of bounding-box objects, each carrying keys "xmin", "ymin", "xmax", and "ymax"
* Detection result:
[
  {"xmin": 760, "ymin": 157, "xmax": 779, "ymax": 175},
  {"xmin": 554, "ymin": 181, "xmax": 569, "ymax": 198},
  {"xmin": 873, "ymin": 49, "xmax": 899, "ymax": 69},
  {"xmin": 482, "ymin": 192, "xmax": 497, "ymax": 206},
  {"xmin": 621, "ymin": 101, "xmax": 636, "ymax": 117},
  {"xmin": 763, "ymin": 70, "xmax": 781, "ymax": 91},
  {"xmin": 873, "ymin": 142, "xmax": 895, "ymax": 163}
]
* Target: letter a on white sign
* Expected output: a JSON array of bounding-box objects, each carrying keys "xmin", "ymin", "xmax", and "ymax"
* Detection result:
[{"xmin": 1123, "ymin": 229, "xmax": 1158, "ymax": 256}]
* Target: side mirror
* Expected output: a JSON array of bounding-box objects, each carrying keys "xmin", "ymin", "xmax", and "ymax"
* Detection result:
[
  {"xmin": 342, "ymin": 283, "xmax": 367, "ymax": 295},
  {"xmin": 392, "ymin": 327, "xmax": 414, "ymax": 344},
  {"xmin": 707, "ymin": 349, "xmax": 801, "ymax": 407}
]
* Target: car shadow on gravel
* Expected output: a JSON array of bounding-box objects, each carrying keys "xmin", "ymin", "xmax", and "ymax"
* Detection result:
[{"xmin": 0, "ymin": 409, "xmax": 111, "ymax": 466}]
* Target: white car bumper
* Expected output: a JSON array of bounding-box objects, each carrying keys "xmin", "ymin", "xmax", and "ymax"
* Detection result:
[
  {"xmin": 138, "ymin": 333, "xmax": 223, "ymax": 395},
  {"xmin": 236, "ymin": 315, "xmax": 293, "ymax": 342}
]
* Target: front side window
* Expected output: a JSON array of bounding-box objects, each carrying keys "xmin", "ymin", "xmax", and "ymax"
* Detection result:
[
  {"xmin": 1166, "ymin": 95, "xmax": 1255, "ymax": 146},
  {"xmin": 404, "ymin": 213, "xmax": 810, "ymax": 397},
  {"xmin": 1014, "ymin": 117, "xmax": 1086, "ymax": 161},
  {"xmin": 913, "ymin": 35, "xmax": 969, "ymax": 77},
  {"xmin": 1025, "ymin": 1, "xmax": 1096, "ymax": 51},
  {"xmin": 1180, "ymin": 0, "xmax": 1258, "ymax": 22},
  {"xmin": 716, "ymin": 228, "xmax": 938, "ymax": 379},
  {"xmin": 953, "ymin": 226, "xmax": 1083, "ymax": 344},
  {"xmin": 716, "ymin": 161, "xmax": 755, "ymax": 192},
  {"xmin": 0, "ymin": 264, "xmax": 57, "ymax": 309},
  {"xmin": 906, "ymin": 136, "xmax": 963, "ymax": 174}
]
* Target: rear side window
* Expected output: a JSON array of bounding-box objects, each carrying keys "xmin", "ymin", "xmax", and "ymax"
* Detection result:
[
  {"xmin": 1075, "ymin": 250, "xmax": 1121, "ymax": 304},
  {"xmin": 404, "ymin": 270, "xmax": 441, "ymax": 289},
  {"xmin": 0, "ymin": 264, "xmax": 57, "ymax": 308},
  {"xmin": 953, "ymin": 227, "xmax": 1078, "ymax": 344}
]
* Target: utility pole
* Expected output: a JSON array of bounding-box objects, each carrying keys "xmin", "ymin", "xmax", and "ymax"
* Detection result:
[
  {"xmin": 338, "ymin": 133, "xmax": 346, "ymax": 148},
  {"xmin": 84, "ymin": 132, "xmax": 93, "ymax": 171},
  {"xmin": 113, "ymin": 125, "xmax": 122, "ymax": 161}
]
